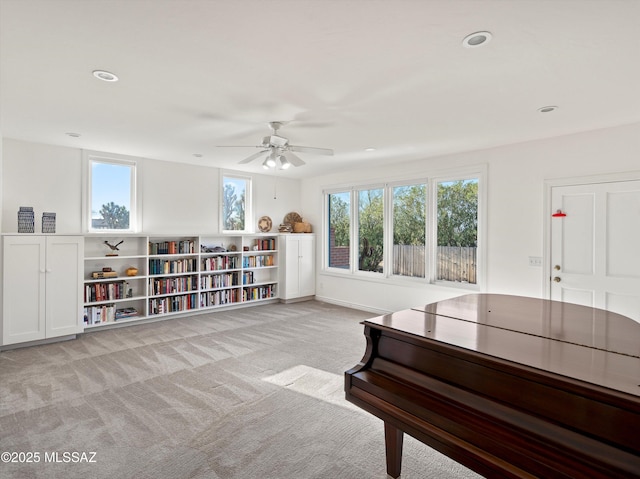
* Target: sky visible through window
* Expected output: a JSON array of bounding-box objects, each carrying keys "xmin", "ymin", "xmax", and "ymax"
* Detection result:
[{"xmin": 91, "ymin": 162, "xmax": 131, "ymax": 218}]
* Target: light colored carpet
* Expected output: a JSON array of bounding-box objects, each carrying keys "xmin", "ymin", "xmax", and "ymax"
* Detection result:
[{"xmin": 0, "ymin": 300, "xmax": 483, "ymax": 479}]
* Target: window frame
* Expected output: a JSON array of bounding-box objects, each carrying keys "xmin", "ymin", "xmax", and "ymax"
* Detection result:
[
  {"xmin": 83, "ymin": 151, "xmax": 139, "ymax": 233},
  {"xmin": 355, "ymin": 184, "xmax": 386, "ymax": 276},
  {"xmin": 389, "ymin": 179, "xmax": 428, "ymax": 280},
  {"xmin": 326, "ymin": 189, "xmax": 352, "ymax": 270},
  {"xmin": 430, "ymin": 172, "xmax": 483, "ymax": 288},
  {"xmin": 322, "ymin": 166, "xmax": 486, "ymax": 290},
  {"xmin": 220, "ymin": 172, "xmax": 253, "ymax": 234}
]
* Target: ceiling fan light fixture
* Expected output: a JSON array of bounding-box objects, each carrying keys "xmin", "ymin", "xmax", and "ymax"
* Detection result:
[
  {"xmin": 262, "ymin": 158, "xmax": 271, "ymax": 169},
  {"xmin": 265, "ymin": 154, "xmax": 277, "ymax": 168},
  {"xmin": 278, "ymin": 155, "xmax": 291, "ymax": 170}
]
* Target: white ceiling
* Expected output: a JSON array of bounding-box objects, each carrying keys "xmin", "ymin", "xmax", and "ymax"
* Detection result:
[{"xmin": 1, "ymin": 0, "xmax": 639, "ymax": 179}]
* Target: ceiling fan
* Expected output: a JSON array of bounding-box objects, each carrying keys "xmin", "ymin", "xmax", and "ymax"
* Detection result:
[{"xmin": 217, "ymin": 121, "xmax": 333, "ymax": 170}]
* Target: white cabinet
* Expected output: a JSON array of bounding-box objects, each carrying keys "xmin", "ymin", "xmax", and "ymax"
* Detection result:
[
  {"xmin": 279, "ymin": 234, "xmax": 315, "ymax": 301},
  {"xmin": 2, "ymin": 235, "xmax": 83, "ymax": 346}
]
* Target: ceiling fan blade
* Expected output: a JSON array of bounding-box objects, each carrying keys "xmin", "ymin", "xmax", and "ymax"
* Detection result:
[
  {"xmin": 239, "ymin": 149, "xmax": 269, "ymax": 164},
  {"xmin": 289, "ymin": 145, "xmax": 334, "ymax": 156},
  {"xmin": 284, "ymin": 151, "xmax": 305, "ymax": 167},
  {"xmin": 216, "ymin": 145, "xmax": 261, "ymax": 148}
]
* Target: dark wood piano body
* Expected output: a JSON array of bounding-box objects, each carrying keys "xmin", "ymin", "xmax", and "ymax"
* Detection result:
[{"xmin": 345, "ymin": 294, "xmax": 640, "ymax": 478}]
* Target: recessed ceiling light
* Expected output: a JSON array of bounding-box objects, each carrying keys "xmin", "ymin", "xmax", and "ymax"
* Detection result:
[
  {"xmin": 364, "ymin": 147, "xmax": 376, "ymax": 152},
  {"xmin": 66, "ymin": 132, "xmax": 81, "ymax": 138},
  {"xmin": 92, "ymin": 70, "xmax": 119, "ymax": 82},
  {"xmin": 538, "ymin": 106, "xmax": 558, "ymax": 113},
  {"xmin": 462, "ymin": 31, "xmax": 492, "ymax": 48}
]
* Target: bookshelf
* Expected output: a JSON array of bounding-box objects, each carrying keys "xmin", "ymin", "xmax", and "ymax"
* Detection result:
[
  {"xmin": 147, "ymin": 236, "xmax": 199, "ymax": 317},
  {"xmin": 83, "ymin": 235, "xmax": 148, "ymax": 327},
  {"xmin": 241, "ymin": 235, "xmax": 278, "ymax": 303},
  {"xmin": 82, "ymin": 234, "xmax": 279, "ymax": 329}
]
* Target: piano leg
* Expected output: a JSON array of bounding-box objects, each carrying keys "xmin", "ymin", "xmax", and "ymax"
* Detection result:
[{"xmin": 384, "ymin": 422, "xmax": 404, "ymax": 478}]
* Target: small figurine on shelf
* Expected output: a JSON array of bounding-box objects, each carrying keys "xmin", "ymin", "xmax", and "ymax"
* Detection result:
[{"xmin": 104, "ymin": 240, "xmax": 123, "ymax": 256}]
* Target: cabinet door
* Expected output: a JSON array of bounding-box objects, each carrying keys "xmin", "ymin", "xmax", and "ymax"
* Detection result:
[
  {"xmin": 2, "ymin": 236, "xmax": 46, "ymax": 345},
  {"xmin": 45, "ymin": 236, "xmax": 83, "ymax": 338},
  {"xmin": 283, "ymin": 237, "xmax": 301, "ymax": 298},
  {"xmin": 297, "ymin": 236, "xmax": 315, "ymax": 297}
]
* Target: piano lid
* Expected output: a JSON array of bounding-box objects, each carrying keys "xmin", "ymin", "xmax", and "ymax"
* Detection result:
[
  {"xmin": 364, "ymin": 296, "xmax": 640, "ymax": 396},
  {"xmin": 413, "ymin": 294, "xmax": 640, "ymax": 358}
]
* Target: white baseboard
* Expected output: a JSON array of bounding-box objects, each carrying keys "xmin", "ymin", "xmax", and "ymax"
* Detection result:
[{"xmin": 313, "ymin": 295, "xmax": 391, "ymax": 315}]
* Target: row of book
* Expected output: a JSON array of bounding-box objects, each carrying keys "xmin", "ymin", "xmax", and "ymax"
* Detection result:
[
  {"xmin": 243, "ymin": 284, "xmax": 276, "ymax": 301},
  {"xmin": 85, "ymin": 281, "xmax": 127, "ymax": 303},
  {"xmin": 84, "ymin": 305, "xmax": 139, "ymax": 325},
  {"xmin": 243, "ymin": 255, "xmax": 275, "ymax": 268},
  {"xmin": 201, "ymin": 289, "xmax": 241, "ymax": 307},
  {"xmin": 149, "ymin": 258, "xmax": 198, "ymax": 275},
  {"xmin": 253, "ymin": 238, "xmax": 276, "ymax": 251},
  {"xmin": 148, "ymin": 294, "xmax": 198, "ymax": 315},
  {"xmin": 201, "ymin": 255, "xmax": 240, "ymax": 271},
  {"xmin": 200, "ymin": 272, "xmax": 238, "ymax": 290},
  {"xmin": 149, "ymin": 275, "xmax": 197, "ymax": 295},
  {"xmin": 242, "ymin": 271, "xmax": 255, "ymax": 285},
  {"xmin": 148, "ymin": 240, "xmax": 196, "ymax": 255}
]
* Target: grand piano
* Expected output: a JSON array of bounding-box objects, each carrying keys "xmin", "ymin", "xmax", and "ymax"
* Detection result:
[{"xmin": 345, "ymin": 294, "xmax": 640, "ymax": 478}]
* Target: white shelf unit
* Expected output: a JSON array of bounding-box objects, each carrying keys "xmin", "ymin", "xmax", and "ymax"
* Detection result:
[
  {"xmin": 83, "ymin": 235, "xmax": 148, "ymax": 327},
  {"xmin": 199, "ymin": 235, "xmax": 243, "ymax": 308},
  {"xmin": 147, "ymin": 236, "xmax": 199, "ymax": 318},
  {"xmin": 240, "ymin": 235, "xmax": 278, "ymax": 303},
  {"xmin": 82, "ymin": 234, "xmax": 279, "ymax": 329}
]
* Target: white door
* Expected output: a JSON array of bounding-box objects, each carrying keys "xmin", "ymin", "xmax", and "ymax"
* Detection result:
[
  {"xmin": 2, "ymin": 236, "xmax": 47, "ymax": 345},
  {"xmin": 283, "ymin": 236, "xmax": 301, "ymax": 298},
  {"xmin": 45, "ymin": 236, "xmax": 83, "ymax": 338},
  {"xmin": 298, "ymin": 236, "xmax": 315, "ymax": 297},
  {"xmin": 550, "ymin": 180, "xmax": 640, "ymax": 322}
]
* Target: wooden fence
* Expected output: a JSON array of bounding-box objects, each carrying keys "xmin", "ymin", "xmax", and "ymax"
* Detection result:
[
  {"xmin": 436, "ymin": 246, "xmax": 477, "ymax": 284},
  {"xmin": 393, "ymin": 245, "xmax": 477, "ymax": 284},
  {"xmin": 393, "ymin": 244, "xmax": 425, "ymax": 278}
]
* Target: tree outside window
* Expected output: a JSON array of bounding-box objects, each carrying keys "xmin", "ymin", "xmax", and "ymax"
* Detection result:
[
  {"xmin": 222, "ymin": 175, "xmax": 250, "ymax": 232},
  {"xmin": 90, "ymin": 159, "xmax": 135, "ymax": 231},
  {"xmin": 328, "ymin": 191, "xmax": 350, "ymax": 269},
  {"xmin": 437, "ymin": 179, "xmax": 478, "ymax": 283},
  {"xmin": 358, "ymin": 188, "xmax": 384, "ymax": 273},
  {"xmin": 393, "ymin": 184, "xmax": 426, "ymax": 278}
]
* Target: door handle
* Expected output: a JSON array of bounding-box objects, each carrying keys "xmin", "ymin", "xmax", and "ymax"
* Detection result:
[{"xmin": 553, "ymin": 276, "xmax": 561, "ymax": 283}]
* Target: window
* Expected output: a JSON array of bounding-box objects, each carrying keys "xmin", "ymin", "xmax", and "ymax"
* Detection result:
[
  {"xmin": 222, "ymin": 174, "xmax": 251, "ymax": 232},
  {"xmin": 87, "ymin": 156, "xmax": 136, "ymax": 232},
  {"xmin": 328, "ymin": 191, "xmax": 350, "ymax": 269},
  {"xmin": 358, "ymin": 187, "xmax": 384, "ymax": 273},
  {"xmin": 324, "ymin": 172, "xmax": 481, "ymax": 287},
  {"xmin": 436, "ymin": 179, "xmax": 478, "ymax": 283},
  {"xmin": 392, "ymin": 183, "xmax": 426, "ymax": 278}
]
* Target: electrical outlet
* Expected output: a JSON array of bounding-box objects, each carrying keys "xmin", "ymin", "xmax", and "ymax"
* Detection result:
[{"xmin": 528, "ymin": 256, "xmax": 543, "ymax": 267}]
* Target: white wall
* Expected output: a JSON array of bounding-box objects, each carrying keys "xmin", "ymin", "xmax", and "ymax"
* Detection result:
[
  {"xmin": 301, "ymin": 122, "xmax": 640, "ymax": 313},
  {"xmin": 2, "ymin": 139, "xmax": 301, "ymax": 235},
  {"xmin": 4, "ymin": 123, "xmax": 640, "ymax": 315},
  {"xmin": 2, "ymin": 140, "xmax": 83, "ymax": 233}
]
